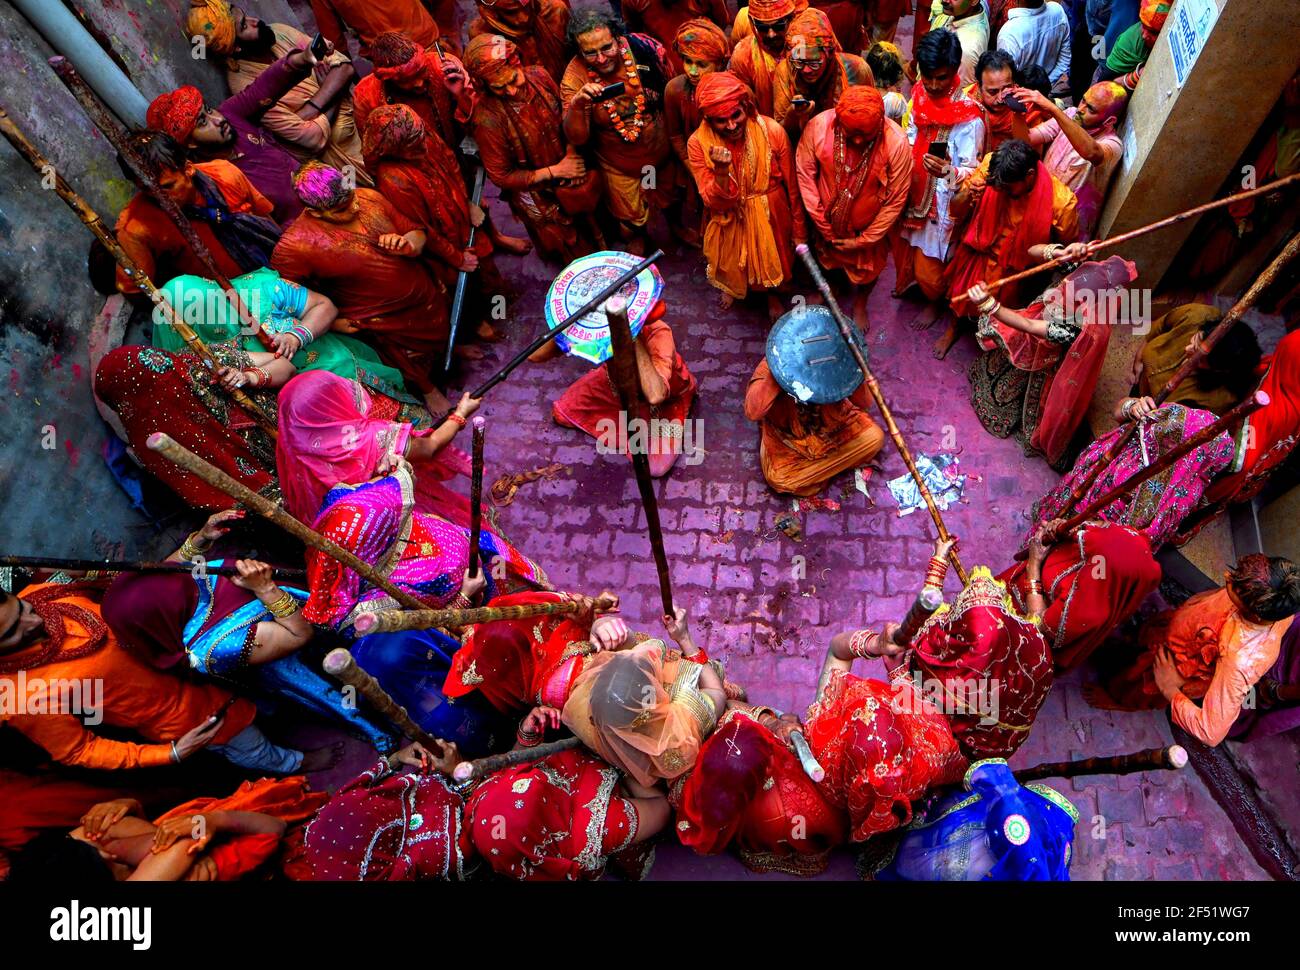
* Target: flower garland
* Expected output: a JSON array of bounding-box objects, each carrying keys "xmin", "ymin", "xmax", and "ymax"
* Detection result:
[{"xmin": 590, "ymin": 40, "xmax": 647, "ymax": 143}]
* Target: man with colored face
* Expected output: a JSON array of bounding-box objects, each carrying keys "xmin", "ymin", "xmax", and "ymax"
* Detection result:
[
  {"xmin": 561, "ymin": 8, "xmax": 677, "ymax": 254},
  {"xmin": 1025, "ymin": 79, "xmax": 1128, "ymax": 237},
  {"xmin": 687, "ymin": 71, "xmax": 805, "ymax": 320},
  {"xmin": 773, "ymin": 8, "xmax": 875, "ymax": 142},
  {"xmin": 665, "ymin": 19, "xmax": 731, "ymax": 247},
  {"xmin": 971, "ymin": 49, "xmax": 1031, "ymax": 151},
  {"xmin": 730, "ymin": 0, "xmax": 801, "ymax": 116},
  {"xmin": 467, "ymin": 0, "xmax": 572, "ymax": 82},
  {"xmin": 147, "ymin": 42, "xmax": 318, "ymax": 221},
  {"xmin": 795, "ymin": 85, "xmax": 912, "ymax": 331},
  {"xmin": 189, "ymin": 0, "xmax": 368, "ymax": 184},
  {"xmin": 112, "ymin": 131, "xmax": 280, "ymax": 297}
]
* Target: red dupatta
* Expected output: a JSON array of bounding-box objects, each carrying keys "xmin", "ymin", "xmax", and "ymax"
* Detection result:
[{"xmin": 905, "ymin": 76, "xmax": 982, "ymax": 223}]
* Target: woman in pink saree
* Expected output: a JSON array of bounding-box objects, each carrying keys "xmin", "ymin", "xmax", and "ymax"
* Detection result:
[{"xmin": 275, "ymin": 370, "xmax": 476, "ymax": 525}]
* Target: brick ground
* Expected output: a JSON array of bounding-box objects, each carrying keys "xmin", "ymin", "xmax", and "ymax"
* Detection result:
[{"xmin": 422, "ymin": 211, "xmax": 1269, "ymax": 879}]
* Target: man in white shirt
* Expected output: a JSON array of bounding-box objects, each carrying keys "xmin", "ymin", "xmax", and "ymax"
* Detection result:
[
  {"xmin": 996, "ymin": 0, "xmax": 1071, "ymax": 95},
  {"xmin": 929, "ymin": 0, "xmax": 990, "ymax": 86}
]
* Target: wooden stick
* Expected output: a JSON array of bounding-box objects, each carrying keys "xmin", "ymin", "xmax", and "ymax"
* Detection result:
[
  {"xmin": 467, "ymin": 415, "xmax": 486, "ymax": 578},
  {"xmin": 1043, "ymin": 391, "xmax": 1269, "ymax": 546},
  {"xmin": 604, "ymin": 296, "xmax": 675, "ymax": 617},
  {"xmin": 1012, "ymin": 745, "xmax": 1187, "ymax": 783},
  {"xmin": 322, "ymin": 649, "xmax": 445, "ymax": 757},
  {"xmin": 891, "ymin": 586, "xmax": 945, "ymax": 646},
  {"xmin": 451, "ymin": 736, "xmax": 583, "ymax": 782},
  {"xmin": 145, "ymin": 433, "xmax": 434, "ymax": 612},
  {"xmin": 789, "ymin": 730, "xmax": 824, "ymax": 782},
  {"xmin": 984, "ymin": 173, "xmax": 1300, "ymax": 294},
  {"xmin": 444, "ymin": 150, "xmax": 486, "ymax": 370},
  {"xmin": 351, "ymin": 597, "xmax": 581, "ymax": 635},
  {"xmin": 48, "ymin": 56, "xmax": 274, "ymax": 351},
  {"xmin": 796, "ymin": 244, "xmax": 969, "ymax": 585},
  {"xmin": 0, "ymin": 555, "xmax": 304, "ymax": 582},
  {"xmin": 1060, "ymin": 232, "xmax": 1300, "ymax": 516},
  {"xmin": 0, "ymin": 105, "xmax": 278, "ymax": 434},
  {"xmin": 469, "ymin": 250, "xmax": 665, "ymax": 398}
]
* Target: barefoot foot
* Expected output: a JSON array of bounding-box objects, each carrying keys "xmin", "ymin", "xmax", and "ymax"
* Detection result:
[
  {"xmin": 423, "ymin": 387, "xmax": 452, "ymax": 413},
  {"xmin": 476, "ymin": 320, "xmax": 505, "ymax": 342},
  {"xmin": 909, "ymin": 302, "xmax": 942, "ymax": 331},
  {"xmin": 454, "ymin": 344, "xmax": 486, "ymax": 362},
  {"xmin": 489, "ymin": 229, "xmax": 532, "ymax": 256},
  {"xmin": 932, "ymin": 320, "xmax": 961, "ymax": 359}
]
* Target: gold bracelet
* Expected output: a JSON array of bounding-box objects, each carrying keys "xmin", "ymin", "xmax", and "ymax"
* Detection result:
[
  {"xmin": 178, "ymin": 532, "xmax": 208, "ymax": 562},
  {"xmin": 266, "ymin": 589, "xmax": 299, "ymax": 618}
]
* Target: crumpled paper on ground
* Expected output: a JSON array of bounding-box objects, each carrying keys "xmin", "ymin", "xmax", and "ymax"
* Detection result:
[{"xmin": 887, "ymin": 452, "xmax": 966, "ymax": 515}]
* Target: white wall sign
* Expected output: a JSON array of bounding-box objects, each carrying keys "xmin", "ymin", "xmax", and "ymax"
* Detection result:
[{"xmin": 1169, "ymin": 0, "xmax": 1220, "ymax": 87}]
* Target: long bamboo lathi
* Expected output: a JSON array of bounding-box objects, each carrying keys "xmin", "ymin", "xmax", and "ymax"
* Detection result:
[
  {"xmin": 145, "ymin": 433, "xmax": 434, "ymax": 611},
  {"xmin": 48, "ymin": 56, "xmax": 273, "ymax": 350},
  {"xmin": 352, "ymin": 598, "xmax": 582, "ymax": 635},
  {"xmin": 0, "ymin": 554, "xmax": 304, "ymax": 582},
  {"xmin": 470, "ymin": 251, "xmax": 665, "ymax": 398},
  {"xmin": 1046, "ymin": 390, "xmax": 1270, "ymax": 543},
  {"xmin": 322, "ymin": 649, "xmax": 446, "ymax": 757},
  {"xmin": 1013, "ymin": 745, "xmax": 1188, "ymax": 783},
  {"xmin": 1060, "ymin": 232, "xmax": 1300, "ymax": 516},
  {"xmin": 452, "ymin": 736, "xmax": 584, "ymax": 782},
  {"xmin": 604, "ymin": 296, "xmax": 676, "ymax": 616},
  {"xmin": 0, "ymin": 105, "xmax": 277, "ymax": 434},
  {"xmin": 796, "ymin": 244, "xmax": 969, "ymax": 585},
  {"xmin": 983, "ymin": 173, "xmax": 1300, "ymax": 294},
  {"xmin": 467, "ymin": 416, "xmax": 486, "ymax": 577}
]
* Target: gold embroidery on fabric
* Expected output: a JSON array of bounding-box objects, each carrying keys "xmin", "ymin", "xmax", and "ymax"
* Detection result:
[
  {"xmin": 574, "ymin": 768, "xmax": 620, "ymax": 871},
  {"xmin": 461, "ymin": 660, "xmax": 484, "ymax": 685}
]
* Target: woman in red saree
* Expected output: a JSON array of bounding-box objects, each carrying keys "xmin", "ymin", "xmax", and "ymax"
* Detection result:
[
  {"xmin": 999, "ymin": 520, "xmax": 1162, "ymax": 671},
  {"xmin": 671, "ymin": 708, "xmax": 847, "ymax": 875},
  {"xmin": 966, "ymin": 256, "xmax": 1138, "ymax": 470},
  {"xmin": 804, "ymin": 667, "xmax": 966, "ymax": 842}
]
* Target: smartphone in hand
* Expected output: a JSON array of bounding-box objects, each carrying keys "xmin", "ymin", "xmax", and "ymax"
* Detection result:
[
  {"xmin": 1002, "ymin": 92, "xmax": 1028, "ymax": 114},
  {"xmin": 310, "ymin": 32, "xmax": 329, "ymax": 61},
  {"xmin": 927, "ymin": 140, "xmax": 949, "ymax": 160},
  {"xmin": 593, "ymin": 81, "xmax": 626, "ymax": 102}
]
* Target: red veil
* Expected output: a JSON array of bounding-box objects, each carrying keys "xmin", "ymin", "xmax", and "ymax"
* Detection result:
[{"xmin": 673, "ymin": 710, "xmax": 846, "ymax": 875}]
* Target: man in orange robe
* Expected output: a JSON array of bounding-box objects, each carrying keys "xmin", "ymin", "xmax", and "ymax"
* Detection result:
[
  {"xmin": 665, "ymin": 19, "xmax": 732, "ymax": 248},
  {"xmin": 309, "ymin": 0, "xmax": 458, "ymax": 58},
  {"xmin": 795, "ymin": 85, "xmax": 911, "ymax": 331},
  {"xmin": 773, "ymin": 8, "xmax": 875, "ymax": 142},
  {"xmin": 466, "ymin": 0, "xmax": 572, "ymax": 83},
  {"xmin": 730, "ymin": 0, "xmax": 802, "ymax": 117},
  {"xmin": 687, "ymin": 72, "xmax": 805, "ymax": 321},
  {"xmin": 744, "ymin": 353, "xmax": 884, "ymax": 496},
  {"xmin": 946, "ymin": 139, "xmax": 1081, "ymax": 325}
]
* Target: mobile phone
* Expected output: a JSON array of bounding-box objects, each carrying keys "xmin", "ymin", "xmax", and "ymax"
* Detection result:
[
  {"xmin": 1002, "ymin": 92, "xmax": 1028, "ymax": 114},
  {"xmin": 593, "ymin": 81, "xmax": 626, "ymax": 102},
  {"xmin": 310, "ymin": 32, "xmax": 329, "ymax": 61},
  {"xmin": 210, "ymin": 695, "xmax": 238, "ymax": 723},
  {"xmin": 927, "ymin": 140, "xmax": 949, "ymax": 160},
  {"xmin": 791, "ymin": 95, "xmax": 810, "ymax": 107}
]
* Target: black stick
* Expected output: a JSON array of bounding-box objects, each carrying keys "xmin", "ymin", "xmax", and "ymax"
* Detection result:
[{"xmin": 0, "ymin": 555, "xmax": 306, "ymax": 582}]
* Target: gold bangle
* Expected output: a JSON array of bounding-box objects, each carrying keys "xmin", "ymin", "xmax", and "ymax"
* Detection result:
[
  {"xmin": 266, "ymin": 590, "xmax": 299, "ymax": 618},
  {"xmin": 178, "ymin": 532, "xmax": 208, "ymax": 562}
]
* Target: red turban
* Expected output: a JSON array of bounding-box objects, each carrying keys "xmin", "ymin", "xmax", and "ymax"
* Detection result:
[
  {"xmin": 694, "ymin": 71, "xmax": 755, "ymax": 119},
  {"xmin": 463, "ymin": 32, "xmax": 521, "ymax": 87},
  {"xmin": 785, "ymin": 8, "xmax": 840, "ymax": 54},
  {"xmin": 146, "ymin": 86, "xmax": 205, "ymax": 143},
  {"xmin": 748, "ymin": 0, "xmax": 798, "ymax": 22},
  {"xmin": 835, "ymin": 85, "xmax": 884, "ymax": 137},
  {"xmin": 674, "ymin": 17, "xmax": 730, "ymax": 65}
]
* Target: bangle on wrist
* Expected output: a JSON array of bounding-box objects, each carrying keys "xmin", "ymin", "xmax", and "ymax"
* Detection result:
[
  {"xmin": 266, "ymin": 589, "xmax": 299, "ymax": 619},
  {"xmin": 179, "ymin": 531, "xmax": 208, "ymax": 562},
  {"xmin": 446, "ymin": 412, "xmax": 467, "ymax": 429},
  {"xmin": 170, "ymin": 740, "xmax": 181, "ymax": 764},
  {"xmin": 306, "ymin": 99, "xmax": 325, "ymax": 113}
]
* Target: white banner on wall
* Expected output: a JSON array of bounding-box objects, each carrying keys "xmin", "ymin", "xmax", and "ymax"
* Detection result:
[{"xmin": 1169, "ymin": 0, "xmax": 1220, "ymax": 87}]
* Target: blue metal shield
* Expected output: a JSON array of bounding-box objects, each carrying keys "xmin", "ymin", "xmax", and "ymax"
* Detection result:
[{"xmin": 765, "ymin": 305, "xmax": 866, "ymax": 405}]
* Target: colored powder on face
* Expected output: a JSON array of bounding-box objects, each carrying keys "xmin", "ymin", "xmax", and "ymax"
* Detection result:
[{"xmin": 293, "ymin": 165, "xmax": 350, "ymax": 210}]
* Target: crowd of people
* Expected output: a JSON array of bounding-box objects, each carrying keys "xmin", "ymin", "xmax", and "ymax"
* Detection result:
[{"xmin": 2, "ymin": 0, "xmax": 1299, "ymax": 884}]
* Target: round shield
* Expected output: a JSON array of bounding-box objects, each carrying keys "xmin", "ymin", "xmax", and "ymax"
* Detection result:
[
  {"xmin": 544, "ymin": 251, "xmax": 665, "ymax": 365},
  {"xmin": 765, "ymin": 305, "xmax": 866, "ymax": 404}
]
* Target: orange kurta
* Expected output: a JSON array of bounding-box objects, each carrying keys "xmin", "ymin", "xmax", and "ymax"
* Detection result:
[
  {"xmin": 946, "ymin": 154, "xmax": 1078, "ymax": 317},
  {"xmin": 744, "ymin": 359, "xmax": 885, "ymax": 495},
  {"xmin": 795, "ymin": 109, "xmax": 911, "ymax": 283},
  {"xmin": 113, "ymin": 160, "xmax": 274, "ymax": 295},
  {"xmin": 308, "ymin": 0, "xmax": 450, "ymax": 57},
  {"xmin": 687, "ymin": 114, "xmax": 805, "ymax": 297},
  {"xmin": 773, "ymin": 52, "xmax": 874, "ymax": 140},
  {"xmin": 1, "ymin": 585, "xmax": 255, "ymax": 771}
]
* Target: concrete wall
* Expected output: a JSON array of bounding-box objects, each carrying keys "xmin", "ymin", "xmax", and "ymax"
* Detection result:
[{"xmin": 0, "ymin": 0, "xmax": 301, "ymax": 559}]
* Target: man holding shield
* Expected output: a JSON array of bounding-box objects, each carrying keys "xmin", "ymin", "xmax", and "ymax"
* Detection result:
[
  {"xmin": 529, "ymin": 254, "xmax": 698, "ymax": 477},
  {"xmin": 744, "ymin": 305, "xmax": 884, "ymax": 496}
]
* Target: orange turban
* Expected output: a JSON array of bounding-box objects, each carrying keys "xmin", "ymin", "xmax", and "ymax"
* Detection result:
[
  {"xmin": 835, "ymin": 85, "xmax": 884, "ymax": 137},
  {"xmin": 748, "ymin": 0, "xmax": 798, "ymax": 23},
  {"xmin": 695, "ymin": 71, "xmax": 756, "ymax": 119},
  {"xmin": 1139, "ymin": 0, "xmax": 1171, "ymax": 31},
  {"xmin": 785, "ymin": 8, "xmax": 840, "ymax": 54},
  {"xmin": 463, "ymin": 32, "xmax": 521, "ymax": 87},
  {"xmin": 146, "ymin": 86, "xmax": 205, "ymax": 143},
  {"xmin": 674, "ymin": 18, "xmax": 730, "ymax": 65},
  {"xmin": 186, "ymin": 0, "xmax": 237, "ymax": 56}
]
